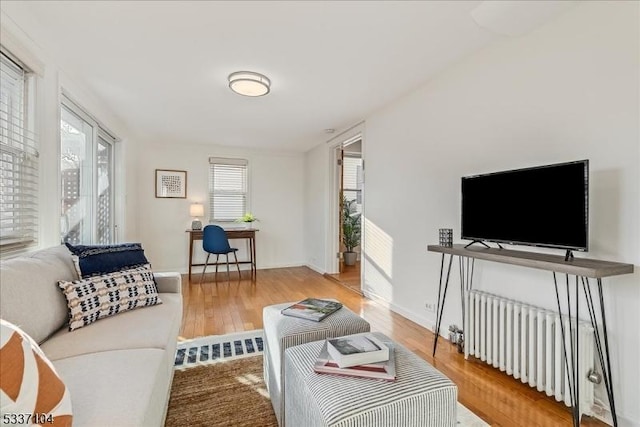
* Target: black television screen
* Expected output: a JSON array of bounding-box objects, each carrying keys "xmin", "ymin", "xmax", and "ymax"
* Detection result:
[{"xmin": 461, "ymin": 160, "xmax": 589, "ymax": 251}]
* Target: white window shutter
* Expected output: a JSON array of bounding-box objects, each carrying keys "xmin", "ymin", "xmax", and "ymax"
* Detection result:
[
  {"xmin": 0, "ymin": 50, "xmax": 38, "ymax": 258},
  {"xmin": 209, "ymin": 158, "xmax": 248, "ymax": 222}
]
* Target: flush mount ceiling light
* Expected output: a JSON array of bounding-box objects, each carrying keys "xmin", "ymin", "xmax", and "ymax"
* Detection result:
[{"xmin": 228, "ymin": 71, "xmax": 271, "ymax": 97}]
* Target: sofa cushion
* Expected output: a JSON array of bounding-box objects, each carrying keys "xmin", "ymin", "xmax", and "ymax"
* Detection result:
[
  {"xmin": 64, "ymin": 242, "xmax": 150, "ymax": 278},
  {"xmin": 0, "ymin": 319, "xmax": 73, "ymax": 426},
  {"xmin": 53, "ymin": 348, "xmax": 168, "ymax": 427},
  {"xmin": 0, "ymin": 245, "xmax": 77, "ymax": 344},
  {"xmin": 41, "ymin": 293, "xmax": 182, "ymax": 361},
  {"xmin": 57, "ymin": 264, "xmax": 162, "ymax": 331}
]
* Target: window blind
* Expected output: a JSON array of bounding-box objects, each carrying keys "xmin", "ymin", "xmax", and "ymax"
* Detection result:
[
  {"xmin": 0, "ymin": 50, "xmax": 38, "ymax": 258},
  {"xmin": 209, "ymin": 157, "xmax": 248, "ymax": 222},
  {"xmin": 343, "ymin": 156, "xmax": 361, "ymax": 191},
  {"xmin": 343, "ymin": 155, "xmax": 362, "ymax": 207}
]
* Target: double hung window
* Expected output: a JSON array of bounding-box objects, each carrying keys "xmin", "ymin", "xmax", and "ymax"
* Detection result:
[
  {"xmin": 209, "ymin": 157, "xmax": 248, "ymax": 222},
  {"xmin": 0, "ymin": 50, "xmax": 38, "ymax": 257}
]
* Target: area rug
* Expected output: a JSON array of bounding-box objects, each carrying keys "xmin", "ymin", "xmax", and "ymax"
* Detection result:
[
  {"xmin": 174, "ymin": 330, "xmax": 264, "ymax": 369},
  {"xmin": 168, "ymin": 331, "xmax": 488, "ymax": 426},
  {"xmin": 166, "ymin": 356, "xmax": 276, "ymax": 427}
]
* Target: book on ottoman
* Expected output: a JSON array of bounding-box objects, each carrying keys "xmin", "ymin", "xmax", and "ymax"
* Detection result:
[
  {"xmin": 326, "ymin": 332, "xmax": 389, "ymax": 368},
  {"xmin": 314, "ymin": 341, "xmax": 396, "ymax": 381},
  {"xmin": 281, "ymin": 298, "xmax": 343, "ymax": 322}
]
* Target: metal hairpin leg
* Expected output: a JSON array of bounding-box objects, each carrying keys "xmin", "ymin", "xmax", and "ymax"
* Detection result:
[
  {"xmin": 200, "ymin": 253, "xmax": 210, "ymax": 285},
  {"xmin": 233, "ymin": 251, "xmax": 241, "ymax": 278},
  {"xmin": 582, "ymin": 277, "xmax": 618, "ymax": 427},
  {"xmin": 554, "ymin": 273, "xmax": 619, "ymax": 427},
  {"xmin": 214, "ymin": 254, "xmax": 219, "ymax": 282},
  {"xmin": 433, "ymin": 253, "xmax": 453, "ymax": 357},
  {"xmin": 553, "ymin": 273, "xmax": 581, "ymax": 427}
]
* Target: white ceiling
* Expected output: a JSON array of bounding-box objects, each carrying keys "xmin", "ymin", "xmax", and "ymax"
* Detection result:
[{"xmin": 2, "ymin": 1, "xmax": 538, "ymax": 151}]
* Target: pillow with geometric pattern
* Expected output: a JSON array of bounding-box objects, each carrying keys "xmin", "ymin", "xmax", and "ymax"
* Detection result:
[
  {"xmin": 57, "ymin": 264, "xmax": 162, "ymax": 331},
  {"xmin": 64, "ymin": 242, "xmax": 151, "ymax": 279},
  {"xmin": 0, "ymin": 319, "xmax": 73, "ymax": 426}
]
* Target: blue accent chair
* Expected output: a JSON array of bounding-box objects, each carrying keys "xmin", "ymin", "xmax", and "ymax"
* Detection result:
[{"xmin": 200, "ymin": 225, "xmax": 241, "ymax": 283}]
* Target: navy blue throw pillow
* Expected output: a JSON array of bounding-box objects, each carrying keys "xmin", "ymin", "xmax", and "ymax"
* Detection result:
[{"xmin": 65, "ymin": 242, "xmax": 151, "ymax": 278}]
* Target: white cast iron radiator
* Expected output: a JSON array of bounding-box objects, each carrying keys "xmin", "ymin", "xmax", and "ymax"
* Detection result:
[{"xmin": 464, "ymin": 290, "xmax": 595, "ymax": 413}]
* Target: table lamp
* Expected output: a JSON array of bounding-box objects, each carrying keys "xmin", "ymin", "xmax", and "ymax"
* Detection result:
[{"xmin": 190, "ymin": 203, "xmax": 204, "ymax": 230}]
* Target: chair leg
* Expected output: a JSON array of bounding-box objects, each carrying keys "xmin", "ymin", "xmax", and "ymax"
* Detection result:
[
  {"xmin": 214, "ymin": 254, "xmax": 220, "ymax": 282},
  {"xmin": 226, "ymin": 253, "xmax": 231, "ymax": 281},
  {"xmin": 200, "ymin": 253, "xmax": 210, "ymax": 285},
  {"xmin": 233, "ymin": 251, "xmax": 241, "ymax": 278}
]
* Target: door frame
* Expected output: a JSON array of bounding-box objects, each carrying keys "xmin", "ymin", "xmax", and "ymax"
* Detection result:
[
  {"xmin": 60, "ymin": 94, "xmax": 117, "ymax": 244},
  {"xmin": 327, "ymin": 125, "xmax": 365, "ymax": 278}
]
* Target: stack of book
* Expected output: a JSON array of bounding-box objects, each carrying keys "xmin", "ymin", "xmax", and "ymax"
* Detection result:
[
  {"xmin": 313, "ymin": 332, "xmax": 396, "ymax": 381},
  {"xmin": 281, "ymin": 298, "xmax": 343, "ymax": 322}
]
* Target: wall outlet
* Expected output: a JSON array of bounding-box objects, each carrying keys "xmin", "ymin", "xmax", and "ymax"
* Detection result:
[{"xmin": 425, "ymin": 302, "xmax": 436, "ymax": 313}]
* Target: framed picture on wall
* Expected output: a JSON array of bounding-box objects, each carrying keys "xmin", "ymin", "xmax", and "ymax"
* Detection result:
[{"xmin": 155, "ymin": 169, "xmax": 187, "ymax": 198}]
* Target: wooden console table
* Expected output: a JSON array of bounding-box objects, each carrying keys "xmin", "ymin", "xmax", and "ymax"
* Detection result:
[
  {"xmin": 427, "ymin": 244, "xmax": 633, "ymax": 427},
  {"xmin": 187, "ymin": 228, "xmax": 258, "ymax": 280}
]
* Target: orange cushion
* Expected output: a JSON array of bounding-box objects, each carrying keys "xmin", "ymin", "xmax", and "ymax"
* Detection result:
[{"xmin": 0, "ymin": 319, "xmax": 72, "ymax": 426}]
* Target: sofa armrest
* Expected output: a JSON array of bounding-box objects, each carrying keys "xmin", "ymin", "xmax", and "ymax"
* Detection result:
[{"xmin": 153, "ymin": 272, "xmax": 182, "ymax": 294}]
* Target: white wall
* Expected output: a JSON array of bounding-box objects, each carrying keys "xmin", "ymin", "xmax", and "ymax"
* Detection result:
[
  {"xmin": 306, "ymin": 1, "xmax": 639, "ymax": 424},
  {"xmin": 2, "ymin": 1, "xmax": 306, "ymax": 274},
  {"xmin": 0, "ymin": 4, "xmax": 137, "ymax": 249},
  {"xmin": 304, "ymin": 125, "xmax": 366, "ymax": 275},
  {"xmin": 1, "ymin": 4, "xmax": 305, "ymax": 272},
  {"xmin": 133, "ymin": 141, "xmax": 305, "ymax": 273},
  {"xmin": 304, "ymin": 143, "xmax": 329, "ymax": 273}
]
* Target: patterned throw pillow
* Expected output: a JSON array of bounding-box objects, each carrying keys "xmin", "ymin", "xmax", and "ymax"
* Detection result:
[
  {"xmin": 57, "ymin": 264, "xmax": 162, "ymax": 331},
  {"xmin": 0, "ymin": 319, "xmax": 73, "ymax": 426},
  {"xmin": 64, "ymin": 242, "xmax": 151, "ymax": 278}
]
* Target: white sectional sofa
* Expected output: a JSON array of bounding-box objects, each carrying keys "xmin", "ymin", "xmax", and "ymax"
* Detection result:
[{"xmin": 0, "ymin": 245, "xmax": 183, "ymax": 426}]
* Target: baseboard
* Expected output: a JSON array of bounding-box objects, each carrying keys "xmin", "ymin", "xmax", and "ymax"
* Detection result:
[
  {"xmin": 323, "ymin": 273, "xmax": 341, "ymax": 284},
  {"xmin": 616, "ymin": 415, "xmax": 637, "ymax": 427},
  {"xmin": 362, "ymin": 289, "xmax": 437, "ymax": 333},
  {"xmin": 161, "ymin": 262, "xmax": 306, "ymax": 275},
  {"xmin": 591, "ymin": 402, "xmax": 636, "ymax": 427},
  {"xmin": 259, "ymin": 262, "xmax": 306, "ymax": 270},
  {"xmin": 305, "ymin": 263, "xmax": 326, "ymax": 275},
  {"xmin": 591, "ymin": 403, "xmax": 613, "ymax": 426}
]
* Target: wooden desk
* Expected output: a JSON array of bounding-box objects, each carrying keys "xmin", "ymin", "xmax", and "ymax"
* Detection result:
[{"xmin": 186, "ymin": 228, "xmax": 258, "ymax": 280}]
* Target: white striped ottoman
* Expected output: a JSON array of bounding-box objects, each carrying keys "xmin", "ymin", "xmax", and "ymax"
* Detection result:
[
  {"xmin": 283, "ymin": 332, "xmax": 458, "ymax": 427},
  {"xmin": 263, "ymin": 302, "xmax": 370, "ymax": 426}
]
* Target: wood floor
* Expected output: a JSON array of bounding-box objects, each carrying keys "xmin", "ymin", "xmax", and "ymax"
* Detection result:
[
  {"xmin": 325, "ymin": 260, "xmax": 362, "ymax": 294},
  {"xmin": 179, "ymin": 266, "xmax": 605, "ymax": 427}
]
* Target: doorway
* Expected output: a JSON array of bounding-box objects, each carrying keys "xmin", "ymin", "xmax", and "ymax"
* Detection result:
[{"xmin": 326, "ymin": 137, "xmax": 363, "ymax": 294}]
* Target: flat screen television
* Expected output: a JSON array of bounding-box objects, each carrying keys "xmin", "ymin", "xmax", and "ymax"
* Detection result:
[{"xmin": 461, "ymin": 160, "xmax": 589, "ymax": 253}]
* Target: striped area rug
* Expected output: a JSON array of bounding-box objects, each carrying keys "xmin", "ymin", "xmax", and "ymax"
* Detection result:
[{"xmin": 174, "ymin": 330, "xmax": 264, "ymax": 369}]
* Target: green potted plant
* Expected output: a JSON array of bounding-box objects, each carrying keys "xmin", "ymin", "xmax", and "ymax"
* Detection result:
[
  {"xmin": 236, "ymin": 212, "xmax": 258, "ymax": 229},
  {"xmin": 342, "ymin": 197, "xmax": 361, "ymax": 266}
]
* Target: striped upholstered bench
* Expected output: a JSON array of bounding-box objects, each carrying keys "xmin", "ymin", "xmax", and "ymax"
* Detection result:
[
  {"xmin": 263, "ymin": 302, "xmax": 370, "ymax": 426},
  {"xmin": 283, "ymin": 332, "xmax": 458, "ymax": 427}
]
